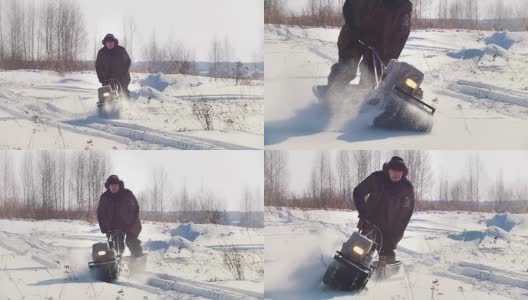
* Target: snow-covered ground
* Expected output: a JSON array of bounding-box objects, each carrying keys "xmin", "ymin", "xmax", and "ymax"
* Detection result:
[
  {"xmin": 0, "ymin": 71, "xmax": 263, "ymax": 150},
  {"xmin": 0, "ymin": 219, "xmax": 263, "ymax": 300},
  {"xmin": 265, "ymin": 207, "xmax": 528, "ymax": 300},
  {"xmin": 265, "ymin": 25, "xmax": 528, "ymax": 149}
]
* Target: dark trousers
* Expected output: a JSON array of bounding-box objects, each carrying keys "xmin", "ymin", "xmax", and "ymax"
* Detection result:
[
  {"xmin": 327, "ymin": 25, "xmax": 382, "ymax": 92},
  {"xmin": 112, "ymin": 232, "xmax": 143, "ymax": 257},
  {"xmin": 358, "ymin": 219, "xmax": 396, "ymax": 260}
]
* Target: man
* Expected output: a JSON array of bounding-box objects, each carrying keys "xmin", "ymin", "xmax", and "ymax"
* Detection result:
[
  {"xmin": 97, "ymin": 175, "xmax": 143, "ymax": 258},
  {"xmin": 95, "ymin": 34, "xmax": 132, "ymax": 97},
  {"xmin": 353, "ymin": 156, "xmax": 414, "ymax": 264},
  {"xmin": 324, "ymin": 0, "xmax": 412, "ymax": 97}
]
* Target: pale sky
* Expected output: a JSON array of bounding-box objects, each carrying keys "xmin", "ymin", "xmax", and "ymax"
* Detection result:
[
  {"xmin": 79, "ymin": 0, "xmax": 263, "ymax": 62},
  {"xmin": 109, "ymin": 151, "xmax": 263, "ymax": 211},
  {"xmin": 284, "ymin": 151, "xmax": 528, "ymax": 200}
]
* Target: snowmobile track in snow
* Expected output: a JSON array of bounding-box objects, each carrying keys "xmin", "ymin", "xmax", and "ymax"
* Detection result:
[
  {"xmin": 445, "ymin": 262, "xmax": 528, "ymax": 290},
  {"xmin": 0, "ymin": 101, "xmax": 256, "ymax": 150},
  {"xmin": 145, "ymin": 273, "xmax": 262, "ymax": 300},
  {"xmin": 64, "ymin": 118, "xmax": 258, "ymax": 150},
  {"xmin": 446, "ymin": 80, "xmax": 528, "ymax": 109}
]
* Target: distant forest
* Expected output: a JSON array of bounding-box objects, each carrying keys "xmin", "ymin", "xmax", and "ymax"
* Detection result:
[
  {"xmin": 264, "ymin": 0, "xmax": 528, "ymax": 31},
  {"xmin": 265, "ymin": 150, "xmax": 528, "ymax": 213}
]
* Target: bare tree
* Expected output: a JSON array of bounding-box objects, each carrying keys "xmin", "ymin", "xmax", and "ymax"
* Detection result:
[
  {"xmin": 39, "ymin": 151, "xmax": 56, "ymax": 212},
  {"xmin": 122, "ymin": 16, "xmax": 137, "ymax": 58},
  {"xmin": 199, "ymin": 187, "xmax": 225, "ymax": 224},
  {"xmin": 165, "ymin": 36, "xmax": 195, "ymax": 74},
  {"xmin": 264, "ymin": 0, "xmax": 287, "ymax": 24},
  {"xmin": 22, "ymin": 151, "xmax": 36, "ymax": 209},
  {"xmin": 209, "ymin": 36, "xmax": 222, "ymax": 79},
  {"xmin": 152, "ymin": 166, "xmax": 169, "ymax": 219},
  {"xmin": 353, "ymin": 151, "xmax": 372, "ymax": 186},
  {"xmin": 450, "ymin": 178, "xmax": 465, "ymax": 202},
  {"xmin": 466, "ymin": 153, "xmax": 483, "ymax": 206},
  {"xmin": 437, "ymin": 170, "xmax": 449, "ymax": 201},
  {"xmin": 264, "ymin": 151, "xmax": 288, "ymax": 206},
  {"xmin": 489, "ymin": 170, "xmax": 512, "ymax": 211},
  {"xmin": 336, "ymin": 151, "xmax": 352, "ymax": 206},
  {"xmin": 223, "ymin": 35, "xmax": 233, "ymax": 74},
  {"xmin": 395, "ymin": 150, "xmax": 432, "ymax": 201},
  {"xmin": 241, "ymin": 186, "xmax": 253, "ymax": 227},
  {"xmin": 316, "ymin": 151, "xmax": 335, "ymax": 208}
]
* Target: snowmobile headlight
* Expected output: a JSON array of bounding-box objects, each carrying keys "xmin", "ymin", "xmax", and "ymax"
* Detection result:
[
  {"xmin": 103, "ymin": 92, "xmax": 110, "ymax": 97},
  {"xmin": 97, "ymin": 250, "xmax": 107, "ymax": 256},
  {"xmin": 352, "ymin": 245, "xmax": 365, "ymax": 256},
  {"xmin": 404, "ymin": 78, "xmax": 419, "ymax": 90}
]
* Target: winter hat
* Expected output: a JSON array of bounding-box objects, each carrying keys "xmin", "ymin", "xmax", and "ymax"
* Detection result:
[
  {"xmin": 384, "ymin": 156, "xmax": 409, "ymax": 176},
  {"xmin": 102, "ymin": 33, "xmax": 118, "ymax": 45},
  {"xmin": 105, "ymin": 175, "xmax": 124, "ymax": 189}
]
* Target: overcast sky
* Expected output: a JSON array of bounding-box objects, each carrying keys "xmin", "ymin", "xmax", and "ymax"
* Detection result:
[
  {"xmin": 284, "ymin": 151, "xmax": 528, "ymax": 200},
  {"xmin": 78, "ymin": 0, "xmax": 263, "ymax": 62},
  {"xmin": 109, "ymin": 151, "xmax": 263, "ymax": 211}
]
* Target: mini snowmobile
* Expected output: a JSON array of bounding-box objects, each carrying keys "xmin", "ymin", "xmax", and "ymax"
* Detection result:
[
  {"xmin": 97, "ymin": 79, "xmax": 123, "ymax": 118},
  {"xmin": 313, "ymin": 41, "xmax": 436, "ymax": 132},
  {"xmin": 322, "ymin": 220, "xmax": 402, "ymax": 291},
  {"xmin": 88, "ymin": 231, "xmax": 147, "ymax": 282},
  {"xmin": 88, "ymin": 231, "xmax": 124, "ymax": 282}
]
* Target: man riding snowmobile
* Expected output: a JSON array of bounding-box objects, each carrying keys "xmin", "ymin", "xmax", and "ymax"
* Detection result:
[
  {"xmin": 97, "ymin": 175, "xmax": 144, "ymax": 258},
  {"xmin": 325, "ymin": 0, "xmax": 412, "ymax": 95},
  {"xmin": 353, "ymin": 156, "xmax": 414, "ymax": 264},
  {"xmin": 95, "ymin": 34, "xmax": 132, "ymax": 97}
]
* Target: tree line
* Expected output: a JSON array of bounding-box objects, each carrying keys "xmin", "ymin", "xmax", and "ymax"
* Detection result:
[
  {"xmin": 0, "ymin": 151, "xmax": 264, "ymax": 228},
  {"xmin": 0, "ymin": 0, "xmax": 260, "ymax": 81},
  {"xmin": 264, "ymin": 150, "xmax": 528, "ymax": 213},
  {"xmin": 0, "ymin": 0, "xmax": 87, "ymax": 71},
  {"xmin": 264, "ymin": 0, "xmax": 528, "ymax": 31}
]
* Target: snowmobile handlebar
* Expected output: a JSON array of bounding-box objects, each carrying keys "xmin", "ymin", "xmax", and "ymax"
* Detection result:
[
  {"xmin": 105, "ymin": 230, "xmax": 124, "ymax": 240},
  {"xmin": 356, "ymin": 40, "xmax": 386, "ymax": 87},
  {"xmin": 359, "ymin": 219, "xmax": 383, "ymax": 254},
  {"xmin": 102, "ymin": 78, "xmax": 123, "ymax": 90}
]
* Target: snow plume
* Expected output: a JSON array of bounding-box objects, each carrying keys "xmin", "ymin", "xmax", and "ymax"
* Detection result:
[
  {"xmin": 265, "ymin": 227, "xmax": 345, "ymax": 299},
  {"xmin": 67, "ymin": 249, "xmax": 96, "ymax": 283},
  {"xmin": 325, "ymin": 87, "xmax": 369, "ymax": 131}
]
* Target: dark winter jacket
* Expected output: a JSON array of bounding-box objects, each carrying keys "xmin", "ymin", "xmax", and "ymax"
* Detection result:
[
  {"xmin": 342, "ymin": 0, "xmax": 412, "ymax": 62},
  {"xmin": 97, "ymin": 178, "xmax": 141, "ymax": 236},
  {"xmin": 353, "ymin": 163, "xmax": 414, "ymax": 251},
  {"xmin": 95, "ymin": 43, "xmax": 131, "ymax": 87}
]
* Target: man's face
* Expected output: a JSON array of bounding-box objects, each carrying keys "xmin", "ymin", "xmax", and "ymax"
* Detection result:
[
  {"xmin": 109, "ymin": 183, "xmax": 120, "ymax": 193},
  {"xmin": 105, "ymin": 41, "xmax": 115, "ymax": 49},
  {"xmin": 388, "ymin": 169, "xmax": 403, "ymax": 183}
]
